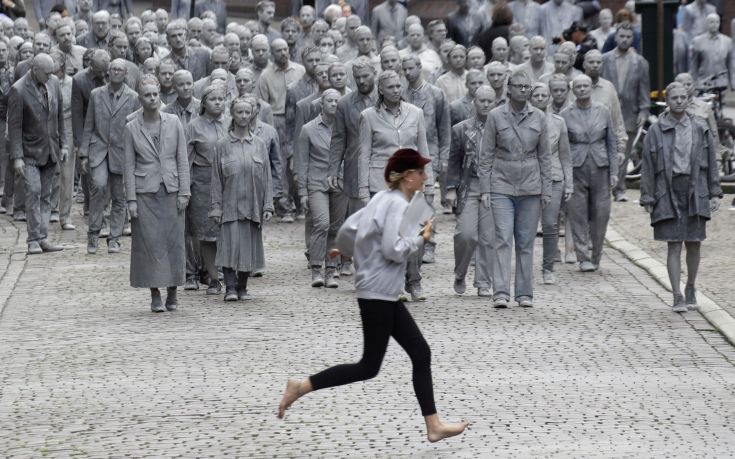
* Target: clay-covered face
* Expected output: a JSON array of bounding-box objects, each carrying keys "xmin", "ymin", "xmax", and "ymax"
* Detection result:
[
  {"xmin": 402, "ymin": 59, "xmax": 422, "ymax": 83},
  {"xmin": 583, "ymin": 54, "xmax": 602, "ymax": 78},
  {"xmin": 380, "ymin": 75, "xmax": 403, "ymax": 104},
  {"xmin": 139, "ymin": 83, "xmax": 161, "ymax": 111},
  {"xmin": 174, "ymin": 74, "xmax": 194, "ymax": 99},
  {"xmin": 572, "ymin": 78, "xmax": 592, "ymax": 100},
  {"xmin": 236, "ymin": 72, "xmax": 255, "ymax": 95},
  {"xmin": 530, "ymin": 86, "xmax": 550, "ymax": 110},
  {"xmin": 353, "ymin": 66, "xmax": 376, "ymax": 95},
  {"xmin": 507, "ymin": 76, "xmax": 532, "ymax": 104},
  {"xmin": 319, "ymin": 37, "xmax": 335, "ymax": 56},
  {"xmin": 667, "ymin": 87, "xmax": 689, "ymax": 114},
  {"xmin": 231, "ymin": 100, "xmax": 254, "ymax": 128},
  {"xmin": 449, "ymin": 49, "xmax": 467, "ymax": 71},
  {"xmin": 616, "ymin": 28, "xmax": 634, "ymax": 52},
  {"xmin": 675, "ymin": 74, "xmax": 695, "ymax": 96},
  {"xmin": 158, "ymin": 64, "xmax": 175, "ymax": 88},
  {"xmin": 549, "ymin": 81, "xmax": 569, "ymax": 105},
  {"xmin": 473, "ymin": 88, "xmax": 496, "ymax": 117},
  {"xmin": 328, "ymin": 65, "xmax": 347, "ymax": 90},
  {"xmin": 380, "ymin": 51, "xmax": 400, "ymax": 72},
  {"xmin": 203, "ymin": 90, "xmax": 226, "ymax": 116},
  {"xmin": 321, "ymin": 91, "xmax": 340, "ymax": 116}
]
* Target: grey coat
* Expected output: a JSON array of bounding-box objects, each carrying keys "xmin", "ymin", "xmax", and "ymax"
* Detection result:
[
  {"xmin": 209, "ymin": 132, "xmax": 274, "ymax": 224},
  {"xmin": 285, "ymin": 77, "xmax": 318, "ymax": 148},
  {"xmin": 371, "ymin": 1, "xmax": 408, "ymax": 43},
  {"xmin": 640, "ymin": 112, "xmax": 722, "ymax": 224},
  {"xmin": 296, "ymin": 115, "xmax": 332, "ymax": 197},
  {"xmin": 358, "ymin": 102, "xmax": 433, "ymax": 196},
  {"xmin": 8, "ymin": 73, "xmax": 67, "ymax": 165},
  {"xmin": 169, "ymin": 47, "xmax": 211, "ymax": 82},
  {"xmin": 403, "ymin": 81, "xmax": 451, "ymax": 169},
  {"xmin": 447, "ymin": 116, "xmax": 486, "ymax": 214},
  {"xmin": 601, "ymin": 50, "xmax": 651, "ymax": 133},
  {"xmin": 328, "ymin": 89, "xmax": 378, "ymax": 198},
  {"xmin": 123, "ymin": 111, "xmax": 191, "ymax": 201},
  {"xmin": 80, "ymin": 84, "xmax": 141, "ymax": 174},
  {"xmin": 94, "ymin": 0, "xmax": 133, "ymax": 18},
  {"xmin": 71, "ymin": 68, "xmax": 106, "ymax": 149},
  {"xmin": 253, "ymin": 120, "xmax": 284, "ymax": 197},
  {"xmin": 478, "ymin": 102, "xmax": 552, "ymax": 197},
  {"xmin": 689, "ymin": 32, "xmax": 735, "ymax": 90},
  {"xmin": 546, "ymin": 113, "xmax": 573, "ymax": 193},
  {"xmin": 560, "ymin": 103, "xmax": 618, "ymax": 176},
  {"xmin": 450, "ymin": 94, "xmax": 474, "ymax": 127}
]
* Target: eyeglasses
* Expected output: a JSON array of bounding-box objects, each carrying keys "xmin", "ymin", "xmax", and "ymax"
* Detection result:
[{"xmin": 508, "ymin": 83, "xmax": 532, "ymax": 91}]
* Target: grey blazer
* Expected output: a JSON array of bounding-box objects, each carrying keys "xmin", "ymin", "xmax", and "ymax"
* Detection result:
[
  {"xmin": 8, "ymin": 73, "xmax": 67, "ymax": 166},
  {"xmin": 600, "ymin": 50, "xmax": 650, "ymax": 133},
  {"xmin": 123, "ymin": 111, "xmax": 191, "ymax": 201},
  {"xmin": 80, "ymin": 84, "xmax": 141, "ymax": 174},
  {"xmin": 328, "ymin": 90, "xmax": 377, "ymax": 199},
  {"xmin": 358, "ymin": 102, "xmax": 433, "ymax": 195}
]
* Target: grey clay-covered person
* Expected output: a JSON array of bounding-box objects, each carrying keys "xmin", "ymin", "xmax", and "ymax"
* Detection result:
[{"xmin": 640, "ymin": 82, "xmax": 722, "ymax": 313}]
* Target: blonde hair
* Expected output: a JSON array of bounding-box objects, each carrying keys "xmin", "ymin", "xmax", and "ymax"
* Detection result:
[{"xmin": 387, "ymin": 169, "xmax": 415, "ymax": 189}]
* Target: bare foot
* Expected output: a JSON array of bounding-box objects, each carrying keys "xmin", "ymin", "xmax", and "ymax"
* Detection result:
[
  {"xmin": 277, "ymin": 379, "xmax": 304, "ymax": 419},
  {"xmin": 426, "ymin": 419, "xmax": 470, "ymax": 443}
]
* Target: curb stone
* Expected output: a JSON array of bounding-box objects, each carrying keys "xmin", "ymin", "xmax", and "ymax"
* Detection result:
[{"xmin": 606, "ymin": 227, "xmax": 735, "ymax": 346}]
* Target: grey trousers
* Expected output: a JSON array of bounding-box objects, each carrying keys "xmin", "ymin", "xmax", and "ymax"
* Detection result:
[
  {"xmin": 614, "ymin": 130, "xmax": 636, "ymax": 195},
  {"xmin": 89, "ymin": 160, "xmax": 126, "ymax": 241},
  {"xmin": 51, "ymin": 149, "xmax": 76, "ymax": 223},
  {"xmin": 453, "ymin": 178, "xmax": 494, "ymax": 288},
  {"xmin": 307, "ymin": 189, "xmax": 349, "ymax": 267},
  {"xmin": 491, "ymin": 192, "xmax": 541, "ymax": 300},
  {"xmin": 541, "ymin": 180, "xmax": 564, "ymax": 271},
  {"xmin": 23, "ymin": 161, "xmax": 57, "ymax": 243},
  {"xmin": 569, "ymin": 156, "xmax": 611, "ymax": 266},
  {"xmin": 273, "ymin": 114, "xmax": 297, "ymax": 215}
]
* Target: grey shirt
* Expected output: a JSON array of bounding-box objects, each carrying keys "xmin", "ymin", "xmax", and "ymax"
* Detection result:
[
  {"xmin": 162, "ymin": 97, "xmax": 201, "ymax": 133},
  {"xmin": 672, "ymin": 114, "xmax": 693, "ymax": 175},
  {"xmin": 186, "ymin": 113, "xmax": 229, "ymax": 168}
]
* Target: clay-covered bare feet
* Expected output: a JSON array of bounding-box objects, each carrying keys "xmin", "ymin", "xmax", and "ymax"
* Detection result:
[
  {"xmin": 277, "ymin": 378, "xmax": 308, "ymax": 419},
  {"xmin": 425, "ymin": 415, "xmax": 470, "ymax": 443}
]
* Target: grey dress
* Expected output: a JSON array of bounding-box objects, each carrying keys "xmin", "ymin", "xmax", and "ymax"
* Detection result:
[
  {"xmin": 210, "ymin": 132, "xmax": 274, "ymax": 272},
  {"xmin": 186, "ymin": 114, "xmax": 229, "ymax": 241}
]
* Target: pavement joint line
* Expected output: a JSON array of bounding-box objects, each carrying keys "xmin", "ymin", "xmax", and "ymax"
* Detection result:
[
  {"xmin": 0, "ymin": 220, "xmax": 26, "ymax": 321},
  {"xmin": 606, "ymin": 226, "xmax": 735, "ymax": 346}
]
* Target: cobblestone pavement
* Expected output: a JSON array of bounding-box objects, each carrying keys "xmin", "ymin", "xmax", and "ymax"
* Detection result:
[
  {"xmin": 2, "ymin": 204, "xmax": 735, "ymax": 458},
  {"xmin": 610, "ymin": 189, "xmax": 735, "ymax": 320}
]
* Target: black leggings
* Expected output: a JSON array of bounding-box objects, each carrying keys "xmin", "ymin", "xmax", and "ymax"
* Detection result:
[{"xmin": 309, "ymin": 298, "xmax": 437, "ymax": 416}]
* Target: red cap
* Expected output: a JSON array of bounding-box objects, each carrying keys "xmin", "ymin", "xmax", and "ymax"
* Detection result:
[{"xmin": 384, "ymin": 148, "xmax": 431, "ymax": 184}]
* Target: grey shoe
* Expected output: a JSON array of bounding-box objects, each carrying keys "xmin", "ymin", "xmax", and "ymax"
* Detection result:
[
  {"xmin": 422, "ymin": 244, "xmax": 435, "ymax": 264},
  {"xmin": 122, "ymin": 225, "xmax": 132, "ymax": 236},
  {"xmin": 206, "ymin": 279, "xmax": 222, "ymax": 295},
  {"xmin": 564, "ymin": 252, "xmax": 577, "ymax": 264},
  {"xmin": 165, "ymin": 287, "xmax": 178, "ymax": 311},
  {"xmin": 184, "ymin": 277, "xmax": 199, "ymax": 290},
  {"xmin": 107, "ymin": 239, "xmax": 121, "ymax": 254},
  {"xmin": 251, "ymin": 269, "xmax": 264, "ymax": 278},
  {"xmin": 324, "ymin": 268, "xmax": 338, "ymax": 288},
  {"xmin": 27, "ymin": 241, "xmax": 43, "ymax": 255},
  {"xmin": 442, "ymin": 204, "xmax": 452, "ymax": 214},
  {"xmin": 543, "ymin": 269, "xmax": 555, "ymax": 285},
  {"xmin": 478, "ymin": 287, "xmax": 492, "ymax": 297},
  {"xmin": 49, "ymin": 212, "xmax": 60, "ymax": 223},
  {"xmin": 408, "ymin": 283, "xmax": 427, "ymax": 302},
  {"xmin": 672, "ymin": 294, "xmax": 688, "ymax": 313},
  {"xmin": 61, "ymin": 222, "xmax": 76, "ymax": 230},
  {"xmin": 340, "ymin": 262, "xmax": 354, "ymax": 277},
  {"xmin": 87, "ymin": 235, "xmax": 98, "ymax": 254},
  {"xmin": 453, "ymin": 276, "xmax": 466, "ymax": 295},
  {"xmin": 517, "ymin": 296, "xmax": 533, "ymax": 307},
  {"xmin": 280, "ymin": 214, "xmax": 295, "ymax": 223},
  {"xmin": 39, "ymin": 239, "xmax": 63, "ymax": 252},
  {"xmin": 13, "ymin": 211, "xmax": 26, "ymax": 222},
  {"xmin": 224, "ymin": 287, "xmax": 239, "ymax": 301},
  {"xmin": 493, "ymin": 296, "xmax": 509, "ymax": 308},
  {"xmin": 685, "ymin": 284, "xmax": 698, "ymax": 310},
  {"xmin": 614, "ymin": 192, "xmax": 629, "ymax": 202},
  {"xmin": 311, "ymin": 268, "xmax": 324, "ymax": 288},
  {"xmin": 99, "ymin": 226, "xmax": 109, "ymax": 238},
  {"xmin": 151, "ymin": 290, "xmax": 165, "ymax": 313},
  {"xmin": 579, "ymin": 261, "xmax": 596, "ymax": 272}
]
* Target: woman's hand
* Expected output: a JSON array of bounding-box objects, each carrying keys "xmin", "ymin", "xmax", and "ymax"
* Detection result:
[{"xmin": 421, "ymin": 219, "xmax": 433, "ymax": 242}]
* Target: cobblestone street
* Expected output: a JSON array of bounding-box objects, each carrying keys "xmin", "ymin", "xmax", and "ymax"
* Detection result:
[{"xmin": 2, "ymin": 207, "xmax": 735, "ymax": 457}]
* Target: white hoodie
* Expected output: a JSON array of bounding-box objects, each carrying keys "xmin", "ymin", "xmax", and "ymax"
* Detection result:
[{"xmin": 336, "ymin": 189, "xmax": 424, "ymax": 302}]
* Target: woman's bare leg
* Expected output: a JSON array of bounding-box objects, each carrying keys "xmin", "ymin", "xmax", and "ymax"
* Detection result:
[{"xmin": 277, "ymin": 378, "xmax": 313, "ymax": 419}]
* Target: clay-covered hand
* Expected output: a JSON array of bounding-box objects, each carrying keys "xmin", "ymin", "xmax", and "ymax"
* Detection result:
[
  {"xmin": 563, "ymin": 191, "xmax": 572, "ymax": 202},
  {"xmin": 710, "ymin": 197, "xmax": 721, "ymax": 212},
  {"xmin": 541, "ymin": 195, "xmax": 551, "ymax": 209},
  {"xmin": 128, "ymin": 201, "xmax": 138, "ymax": 219},
  {"xmin": 637, "ymin": 112, "xmax": 648, "ymax": 129},
  {"xmin": 358, "ymin": 187, "xmax": 369, "ymax": 204},
  {"xmin": 263, "ymin": 210, "xmax": 273, "ymax": 222},
  {"xmin": 13, "ymin": 158, "xmax": 24, "ymax": 178},
  {"xmin": 643, "ymin": 204, "xmax": 653, "ymax": 214},
  {"xmin": 300, "ymin": 196, "xmax": 309, "ymax": 212},
  {"xmin": 327, "ymin": 176, "xmax": 339, "ymax": 191},
  {"xmin": 80, "ymin": 158, "xmax": 89, "ymax": 175},
  {"xmin": 177, "ymin": 195, "xmax": 189, "ymax": 212},
  {"xmin": 445, "ymin": 188, "xmax": 457, "ymax": 207},
  {"xmin": 60, "ymin": 148, "xmax": 69, "ymax": 163},
  {"xmin": 610, "ymin": 176, "xmax": 618, "ymax": 189},
  {"xmin": 210, "ymin": 214, "xmax": 222, "ymax": 224},
  {"xmin": 480, "ymin": 193, "xmax": 491, "ymax": 209}
]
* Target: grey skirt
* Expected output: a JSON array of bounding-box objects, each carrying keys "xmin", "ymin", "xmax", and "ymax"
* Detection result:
[
  {"xmin": 215, "ymin": 219, "xmax": 265, "ymax": 272},
  {"xmin": 130, "ymin": 186, "xmax": 186, "ymax": 288},
  {"xmin": 653, "ymin": 174, "xmax": 707, "ymax": 242},
  {"xmin": 187, "ymin": 164, "xmax": 219, "ymax": 241}
]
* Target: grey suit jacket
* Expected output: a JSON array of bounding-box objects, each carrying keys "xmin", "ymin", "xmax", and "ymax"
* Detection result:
[
  {"xmin": 328, "ymin": 90, "xmax": 377, "ymax": 198},
  {"xmin": 601, "ymin": 50, "xmax": 650, "ymax": 133},
  {"xmin": 123, "ymin": 111, "xmax": 191, "ymax": 201},
  {"xmin": 80, "ymin": 84, "xmax": 141, "ymax": 174},
  {"xmin": 94, "ymin": 0, "xmax": 133, "ymax": 18},
  {"xmin": 560, "ymin": 103, "xmax": 618, "ymax": 177},
  {"xmin": 72, "ymin": 68, "xmax": 106, "ymax": 149},
  {"xmin": 8, "ymin": 73, "xmax": 67, "ymax": 166},
  {"xmin": 404, "ymin": 81, "xmax": 451, "ymax": 168},
  {"xmin": 358, "ymin": 102, "xmax": 433, "ymax": 195}
]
